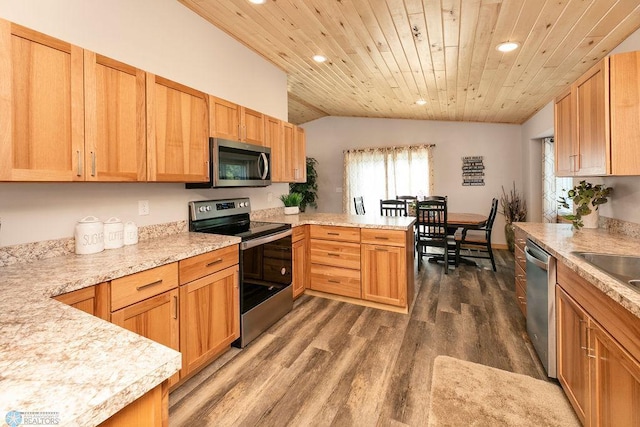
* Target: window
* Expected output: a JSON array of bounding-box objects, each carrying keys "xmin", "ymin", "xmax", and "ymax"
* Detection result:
[
  {"xmin": 542, "ymin": 137, "xmax": 572, "ymax": 223},
  {"xmin": 343, "ymin": 145, "xmax": 434, "ymax": 214}
]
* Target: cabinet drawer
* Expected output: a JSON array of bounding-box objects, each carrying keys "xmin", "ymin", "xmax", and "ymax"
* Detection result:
[
  {"xmin": 515, "ymin": 227, "xmax": 527, "ymax": 250},
  {"xmin": 360, "ymin": 228, "xmax": 406, "ymax": 247},
  {"xmin": 179, "ymin": 245, "xmax": 239, "ymax": 285},
  {"xmin": 515, "ymin": 263, "xmax": 527, "ymax": 289},
  {"xmin": 515, "ymin": 280, "xmax": 527, "ymax": 317},
  {"xmin": 310, "ymin": 225, "xmax": 360, "ymax": 243},
  {"xmin": 310, "ymin": 240, "xmax": 360, "ymax": 269},
  {"xmin": 515, "ymin": 245, "xmax": 526, "ymax": 272},
  {"xmin": 309, "ymin": 264, "xmax": 361, "ymax": 298},
  {"xmin": 111, "ymin": 263, "xmax": 178, "ymax": 311},
  {"xmin": 292, "ymin": 225, "xmax": 307, "ymax": 243}
]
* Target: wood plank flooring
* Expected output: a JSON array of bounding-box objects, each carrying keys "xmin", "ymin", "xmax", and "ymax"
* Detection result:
[{"xmin": 169, "ymin": 250, "xmax": 547, "ymax": 426}]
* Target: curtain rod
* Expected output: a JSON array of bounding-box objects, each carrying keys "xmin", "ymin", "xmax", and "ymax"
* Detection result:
[{"xmin": 343, "ymin": 143, "xmax": 435, "ymax": 154}]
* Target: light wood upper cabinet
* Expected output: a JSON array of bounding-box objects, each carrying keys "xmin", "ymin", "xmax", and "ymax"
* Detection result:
[
  {"xmin": 264, "ymin": 115, "xmax": 281, "ymax": 150},
  {"xmin": 146, "ymin": 73, "xmax": 209, "ymax": 182},
  {"xmin": 85, "ymin": 51, "xmax": 146, "ymax": 181},
  {"xmin": 610, "ymin": 51, "xmax": 640, "ymax": 175},
  {"xmin": 210, "ymin": 95, "xmax": 265, "ymax": 145},
  {"xmin": 210, "ymin": 95, "xmax": 240, "ymax": 140},
  {"xmin": 293, "ymin": 126, "xmax": 307, "ymax": 182},
  {"xmin": 554, "ymin": 88, "xmax": 574, "ymax": 177},
  {"xmin": 273, "ymin": 122, "xmax": 295, "ymax": 182},
  {"xmin": 0, "ymin": 19, "xmax": 84, "ymax": 181}
]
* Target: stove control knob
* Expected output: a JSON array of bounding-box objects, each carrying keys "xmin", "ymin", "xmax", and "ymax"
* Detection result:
[
  {"xmin": 205, "ymin": 206, "xmax": 211, "ymax": 211},
  {"xmin": 239, "ymin": 202, "xmax": 244, "ymax": 207},
  {"xmin": 198, "ymin": 206, "xmax": 206, "ymax": 212}
]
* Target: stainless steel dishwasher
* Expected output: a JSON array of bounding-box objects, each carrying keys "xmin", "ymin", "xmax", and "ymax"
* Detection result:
[{"xmin": 525, "ymin": 238, "xmax": 557, "ymax": 378}]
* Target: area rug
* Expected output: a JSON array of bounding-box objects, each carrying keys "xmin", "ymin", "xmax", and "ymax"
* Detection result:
[{"xmin": 428, "ymin": 356, "xmax": 580, "ymax": 427}]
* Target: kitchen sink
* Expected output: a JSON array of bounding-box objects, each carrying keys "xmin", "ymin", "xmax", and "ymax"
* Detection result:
[{"xmin": 573, "ymin": 252, "xmax": 640, "ymax": 293}]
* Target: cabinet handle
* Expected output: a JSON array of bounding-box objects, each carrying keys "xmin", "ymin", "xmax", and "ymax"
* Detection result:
[
  {"xmin": 327, "ymin": 253, "xmax": 340, "ymax": 257},
  {"xmin": 327, "ymin": 232, "xmax": 340, "ymax": 236},
  {"xmin": 205, "ymin": 161, "xmax": 210, "ymax": 179},
  {"xmin": 516, "ymin": 274, "xmax": 525, "ymax": 279},
  {"xmin": 328, "ymin": 279, "xmax": 340, "ymax": 284},
  {"xmin": 173, "ymin": 295, "xmax": 178, "ymax": 319},
  {"xmin": 136, "ymin": 279, "xmax": 163, "ymax": 291},
  {"xmin": 375, "ymin": 248, "xmax": 388, "ymax": 252},
  {"xmin": 375, "ymin": 236, "xmax": 389, "ymax": 240},
  {"xmin": 91, "ymin": 152, "xmax": 96, "ymax": 177},
  {"xmin": 76, "ymin": 150, "xmax": 83, "ymax": 177},
  {"xmin": 206, "ymin": 259, "xmax": 223, "ymax": 267}
]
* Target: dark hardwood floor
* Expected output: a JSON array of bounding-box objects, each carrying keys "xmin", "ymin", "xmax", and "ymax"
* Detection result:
[{"xmin": 169, "ymin": 250, "xmax": 546, "ymax": 426}]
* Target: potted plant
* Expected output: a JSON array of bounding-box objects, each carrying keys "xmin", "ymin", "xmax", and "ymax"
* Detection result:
[
  {"xmin": 289, "ymin": 157, "xmax": 319, "ymax": 212},
  {"xmin": 558, "ymin": 180, "xmax": 612, "ymax": 229},
  {"xmin": 500, "ymin": 182, "xmax": 527, "ymax": 252},
  {"xmin": 280, "ymin": 192, "xmax": 303, "ymax": 215}
]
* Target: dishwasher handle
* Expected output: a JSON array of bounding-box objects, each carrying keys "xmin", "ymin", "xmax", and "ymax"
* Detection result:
[{"xmin": 525, "ymin": 245, "xmax": 548, "ymax": 271}]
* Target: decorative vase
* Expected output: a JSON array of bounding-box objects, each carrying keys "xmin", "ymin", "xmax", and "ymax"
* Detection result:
[
  {"xmin": 505, "ymin": 222, "xmax": 515, "ymax": 252},
  {"xmin": 581, "ymin": 207, "xmax": 599, "ymax": 229},
  {"xmin": 284, "ymin": 206, "xmax": 299, "ymax": 215}
]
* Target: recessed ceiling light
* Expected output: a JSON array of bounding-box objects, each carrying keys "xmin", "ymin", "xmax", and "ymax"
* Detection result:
[
  {"xmin": 248, "ymin": 0, "xmax": 266, "ymax": 4},
  {"xmin": 416, "ymin": 99, "xmax": 427, "ymax": 106},
  {"xmin": 496, "ymin": 42, "xmax": 519, "ymax": 52},
  {"xmin": 313, "ymin": 55, "xmax": 327, "ymax": 63}
]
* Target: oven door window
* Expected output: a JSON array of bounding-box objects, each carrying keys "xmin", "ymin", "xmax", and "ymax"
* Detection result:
[{"xmin": 241, "ymin": 235, "xmax": 292, "ymax": 313}]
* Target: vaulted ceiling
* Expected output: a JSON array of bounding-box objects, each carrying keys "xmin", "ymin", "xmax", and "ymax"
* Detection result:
[{"xmin": 180, "ymin": 0, "xmax": 640, "ymax": 125}]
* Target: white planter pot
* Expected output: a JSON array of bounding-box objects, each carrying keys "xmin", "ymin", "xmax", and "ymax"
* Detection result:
[
  {"xmin": 284, "ymin": 206, "xmax": 299, "ymax": 215},
  {"xmin": 581, "ymin": 208, "xmax": 599, "ymax": 229}
]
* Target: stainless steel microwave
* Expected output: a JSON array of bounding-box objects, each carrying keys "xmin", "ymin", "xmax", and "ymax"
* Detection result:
[{"xmin": 187, "ymin": 138, "xmax": 271, "ymax": 188}]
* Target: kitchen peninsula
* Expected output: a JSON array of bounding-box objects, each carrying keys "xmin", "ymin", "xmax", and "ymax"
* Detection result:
[{"xmin": 0, "ymin": 213, "xmax": 414, "ymax": 426}]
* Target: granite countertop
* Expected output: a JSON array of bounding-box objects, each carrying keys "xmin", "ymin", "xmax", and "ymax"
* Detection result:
[
  {"xmin": 263, "ymin": 212, "xmax": 416, "ymax": 230},
  {"xmin": 0, "ymin": 232, "xmax": 240, "ymax": 426},
  {"xmin": 514, "ymin": 222, "xmax": 640, "ymax": 319}
]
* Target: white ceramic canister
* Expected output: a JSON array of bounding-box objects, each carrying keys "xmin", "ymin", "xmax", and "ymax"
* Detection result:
[
  {"xmin": 104, "ymin": 217, "xmax": 124, "ymax": 249},
  {"xmin": 123, "ymin": 221, "xmax": 138, "ymax": 245},
  {"xmin": 75, "ymin": 216, "xmax": 104, "ymax": 255}
]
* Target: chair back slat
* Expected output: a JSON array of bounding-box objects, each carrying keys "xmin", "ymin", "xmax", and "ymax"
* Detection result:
[
  {"xmin": 354, "ymin": 196, "xmax": 366, "ymax": 215},
  {"xmin": 380, "ymin": 199, "xmax": 407, "ymax": 216}
]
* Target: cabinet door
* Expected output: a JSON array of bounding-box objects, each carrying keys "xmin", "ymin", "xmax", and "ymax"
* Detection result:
[
  {"xmin": 111, "ymin": 289, "xmax": 180, "ymax": 387},
  {"xmin": 574, "ymin": 58, "xmax": 610, "ymax": 176},
  {"xmin": 84, "ymin": 51, "xmax": 146, "ymax": 181},
  {"xmin": 273, "ymin": 122, "xmax": 295, "ymax": 182},
  {"xmin": 264, "ymin": 115, "xmax": 281, "ymax": 150},
  {"xmin": 556, "ymin": 286, "xmax": 590, "ymax": 425},
  {"xmin": 610, "ymin": 51, "xmax": 640, "ymax": 175},
  {"xmin": 241, "ymin": 107, "xmax": 264, "ymax": 145},
  {"xmin": 54, "ymin": 282, "xmax": 109, "ymax": 320},
  {"xmin": 210, "ymin": 96, "xmax": 240, "ymax": 140},
  {"xmin": 0, "ymin": 19, "xmax": 84, "ymax": 181},
  {"xmin": 146, "ymin": 73, "xmax": 208, "ymax": 182},
  {"xmin": 554, "ymin": 88, "xmax": 574, "ymax": 177},
  {"xmin": 180, "ymin": 266, "xmax": 239, "ymax": 377},
  {"xmin": 590, "ymin": 321, "xmax": 640, "ymax": 427},
  {"xmin": 292, "ymin": 237, "xmax": 307, "ymax": 299},
  {"xmin": 361, "ymin": 243, "xmax": 407, "ymax": 307},
  {"xmin": 293, "ymin": 126, "xmax": 306, "ymax": 182}
]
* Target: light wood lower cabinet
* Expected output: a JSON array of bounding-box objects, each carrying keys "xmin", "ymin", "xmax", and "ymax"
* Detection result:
[
  {"xmin": 514, "ymin": 228, "xmax": 527, "ymax": 317},
  {"xmin": 111, "ymin": 289, "xmax": 180, "ymax": 387},
  {"xmin": 556, "ymin": 263, "xmax": 640, "ymax": 426},
  {"xmin": 54, "ymin": 283, "xmax": 109, "ymax": 320},
  {"xmin": 292, "ymin": 225, "xmax": 308, "ymax": 299},
  {"xmin": 98, "ymin": 382, "xmax": 168, "ymax": 427},
  {"xmin": 361, "ymin": 228, "xmax": 414, "ymax": 307},
  {"xmin": 179, "ymin": 265, "xmax": 239, "ymax": 377}
]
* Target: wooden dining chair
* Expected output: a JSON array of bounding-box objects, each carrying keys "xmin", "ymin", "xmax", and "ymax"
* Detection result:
[
  {"xmin": 415, "ymin": 199, "xmax": 456, "ymax": 273},
  {"xmin": 454, "ymin": 198, "xmax": 499, "ymax": 271},
  {"xmin": 380, "ymin": 199, "xmax": 407, "ymax": 216},
  {"xmin": 353, "ymin": 196, "xmax": 366, "ymax": 215}
]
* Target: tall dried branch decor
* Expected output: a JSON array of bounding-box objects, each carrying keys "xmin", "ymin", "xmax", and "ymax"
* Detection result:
[{"xmin": 500, "ymin": 182, "xmax": 527, "ymax": 223}]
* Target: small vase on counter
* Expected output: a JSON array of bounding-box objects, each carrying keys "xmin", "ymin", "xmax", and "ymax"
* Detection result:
[{"xmin": 284, "ymin": 206, "xmax": 299, "ymax": 215}]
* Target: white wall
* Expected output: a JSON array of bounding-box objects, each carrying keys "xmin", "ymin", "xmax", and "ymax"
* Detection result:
[
  {"xmin": 303, "ymin": 116, "xmax": 522, "ymax": 245},
  {"xmin": 0, "ymin": 0, "xmax": 289, "ymax": 246},
  {"xmin": 519, "ymin": 26, "xmax": 640, "ymax": 225}
]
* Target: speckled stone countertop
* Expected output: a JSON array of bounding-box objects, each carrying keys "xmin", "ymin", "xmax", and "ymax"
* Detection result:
[
  {"xmin": 515, "ymin": 222, "xmax": 640, "ymax": 319},
  {"xmin": 263, "ymin": 212, "xmax": 416, "ymax": 230},
  {"xmin": 0, "ymin": 232, "xmax": 240, "ymax": 426}
]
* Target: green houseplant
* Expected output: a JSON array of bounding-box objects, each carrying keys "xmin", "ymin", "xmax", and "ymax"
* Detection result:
[
  {"xmin": 558, "ymin": 180, "xmax": 612, "ymax": 229},
  {"xmin": 280, "ymin": 192, "xmax": 303, "ymax": 215},
  {"xmin": 289, "ymin": 157, "xmax": 319, "ymax": 212},
  {"xmin": 500, "ymin": 182, "xmax": 527, "ymax": 252}
]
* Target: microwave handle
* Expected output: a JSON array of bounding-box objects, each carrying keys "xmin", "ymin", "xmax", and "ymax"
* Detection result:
[{"xmin": 259, "ymin": 153, "xmax": 269, "ymax": 180}]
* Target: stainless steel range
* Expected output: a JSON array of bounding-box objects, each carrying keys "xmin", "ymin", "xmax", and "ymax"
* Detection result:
[{"xmin": 189, "ymin": 198, "xmax": 293, "ymax": 348}]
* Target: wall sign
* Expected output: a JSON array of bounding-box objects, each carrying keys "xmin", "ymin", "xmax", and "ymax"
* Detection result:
[{"xmin": 462, "ymin": 156, "xmax": 485, "ymax": 186}]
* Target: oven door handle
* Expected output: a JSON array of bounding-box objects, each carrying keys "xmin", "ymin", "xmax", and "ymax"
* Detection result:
[
  {"xmin": 241, "ymin": 229, "xmax": 292, "ymax": 250},
  {"xmin": 258, "ymin": 152, "xmax": 269, "ymax": 180}
]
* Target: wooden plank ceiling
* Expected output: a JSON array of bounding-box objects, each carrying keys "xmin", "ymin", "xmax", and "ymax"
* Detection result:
[{"xmin": 180, "ymin": 0, "xmax": 640, "ymax": 125}]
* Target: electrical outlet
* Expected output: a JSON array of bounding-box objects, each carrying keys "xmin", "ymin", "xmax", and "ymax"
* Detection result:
[{"xmin": 138, "ymin": 200, "xmax": 150, "ymax": 216}]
